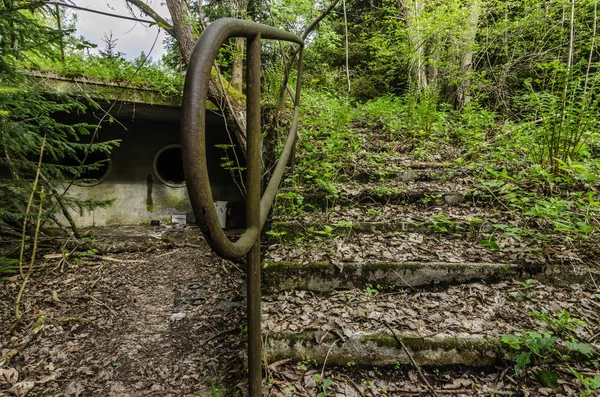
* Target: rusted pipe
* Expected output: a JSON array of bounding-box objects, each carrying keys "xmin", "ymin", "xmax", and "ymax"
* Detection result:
[
  {"xmin": 246, "ymin": 32, "xmax": 262, "ymax": 397},
  {"xmin": 182, "ymin": 18, "xmax": 303, "ymax": 261},
  {"xmin": 181, "ymin": 18, "xmax": 304, "ymax": 396}
]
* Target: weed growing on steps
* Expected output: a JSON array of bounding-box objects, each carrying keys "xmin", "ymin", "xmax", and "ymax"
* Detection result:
[
  {"xmin": 210, "ymin": 383, "xmax": 224, "ymax": 397},
  {"xmin": 475, "ymin": 162, "xmax": 600, "ymax": 244},
  {"xmin": 285, "ymin": 91, "xmax": 361, "ymax": 191},
  {"xmin": 364, "ymin": 283, "xmax": 381, "ymax": 296},
  {"xmin": 429, "ymin": 212, "xmax": 461, "ymax": 234},
  {"xmin": 275, "ymin": 88, "xmax": 598, "ymax": 252},
  {"xmin": 265, "ymin": 229, "xmax": 287, "ymax": 243},
  {"xmin": 276, "ymin": 191, "xmax": 305, "ymax": 214},
  {"xmin": 312, "ymin": 374, "xmax": 333, "ymax": 397},
  {"xmin": 277, "ymin": 90, "xmax": 467, "ymax": 218},
  {"xmin": 501, "ymin": 308, "xmax": 598, "ymax": 392}
]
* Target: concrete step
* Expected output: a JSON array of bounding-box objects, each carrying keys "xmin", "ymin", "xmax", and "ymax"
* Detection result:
[
  {"xmin": 277, "ymin": 187, "xmax": 480, "ymax": 210},
  {"xmin": 263, "ymin": 230, "xmax": 589, "ymax": 267},
  {"xmin": 266, "ymin": 331, "xmax": 502, "ymax": 367},
  {"xmin": 262, "ymin": 281, "xmax": 600, "ymax": 367},
  {"xmin": 339, "ymin": 162, "xmax": 455, "ymax": 184},
  {"xmin": 261, "ymin": 258, "xmax": 599, "ymax": 293},
  {"xmin": 261, "ymin": 260, "xmax": 529, "ymax": 293},
  {"xmin": 272, "ymin": 203, "xmax": 514, "ymax": 226},
  {"xmin": 267, "ymin": 219, "xmax": 495, "ymax": 243},
  {"xmin": 342, "ymin": 168, "xmax": 443, "ymax": 183}
]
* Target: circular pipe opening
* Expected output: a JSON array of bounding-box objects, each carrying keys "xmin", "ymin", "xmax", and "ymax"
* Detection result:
[
  {"xmin": 154, "ymin": 144, "xmax": 186, "ymax": 187},
  {"xmin": 70, "ymin": 150, "xmax": 112, "ymax": 186}
]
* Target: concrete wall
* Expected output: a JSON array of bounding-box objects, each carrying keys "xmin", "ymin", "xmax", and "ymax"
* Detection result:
[{"xmin": 64, "ymin": 103, "xmax": 245, "ymax": 227}]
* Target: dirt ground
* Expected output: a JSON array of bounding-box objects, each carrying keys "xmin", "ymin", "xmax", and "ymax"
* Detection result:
[
  {"xmin": 1, "ymin": 225, "xmax": 247, "ymax": 396},
  {"xmin": 1, "ymin": 225, "xmax": 598, "ymax": 396}
]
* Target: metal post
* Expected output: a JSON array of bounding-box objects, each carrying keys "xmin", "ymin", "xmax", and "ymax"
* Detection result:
[
  {"xmin": 246, "ymin": 33, "xmax": 263, "ymax": 397},
  {"xmin": 180, "ymin": 19, "xmax": 303, "ymax": 396}
]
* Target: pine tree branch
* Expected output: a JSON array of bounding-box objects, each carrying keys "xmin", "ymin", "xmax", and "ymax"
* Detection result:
[{"xmin": 0, "ymin": 0, "xmax": 47, "ymax": 13}]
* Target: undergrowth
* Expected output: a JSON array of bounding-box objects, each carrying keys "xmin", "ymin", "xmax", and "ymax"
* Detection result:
[
  {"xmin": 24, "ymin": 52, "xmax": 181, "ymax": 96},
  {"xmin": 277, "ymin": 88, "xmax": 599, "ymax": 246}
]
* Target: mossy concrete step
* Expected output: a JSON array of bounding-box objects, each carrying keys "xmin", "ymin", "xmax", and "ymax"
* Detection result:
[
  {"xmin": 262, "ymin": 280, "xmax": 600, "ymax": 368},
  {"xmin": 268, "ymin": 220, "xmax": 492, "ymax": 242},
  {"xmin": 265, "ymin": 331, "xmax": 600, "ymax": 368},
  {"xmin": 343, "ymin": 168, "xmax": 447, "ymax": 183},
  {"xmin": 277, "ymin": 189, "xmax": 478, "ymax": 209},
  {"xmin": 261, "ymin": 260, "xmax": 599, "ymax": 293},
  {"xmin": 266, "ymin": 332, "xmax": 503, "ymax": 367},
  {"xmin": 261, "ymin": 260, "xmax": 530, "ymax": 293}
]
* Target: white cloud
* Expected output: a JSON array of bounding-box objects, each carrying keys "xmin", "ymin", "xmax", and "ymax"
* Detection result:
[{"xmin": 70, "ymin": 1, "xmax": 170, "ymax": 61}]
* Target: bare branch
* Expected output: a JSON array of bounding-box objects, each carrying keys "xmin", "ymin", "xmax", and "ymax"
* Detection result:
[
  {"xmin": 125, "ymin": 0, "xmax": 174, "ymax": 36},
  {"xmin": 302, "ymin": 0, "xmax": 341, "ymax": 40}
]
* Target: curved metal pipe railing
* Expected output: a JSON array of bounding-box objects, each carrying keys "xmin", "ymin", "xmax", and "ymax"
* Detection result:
[
  {"xmin": 181, "ymin": 18, "xmax": 304, "ymax": 396},
  {"xmin": 182, "ymin": 18, "xmax": 304, "ymax": 260}
]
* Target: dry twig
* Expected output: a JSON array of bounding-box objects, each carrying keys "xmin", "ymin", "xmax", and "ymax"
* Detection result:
[{"xmin": 385, "ymin": 322, "xmax": 440, "ymax": 397}]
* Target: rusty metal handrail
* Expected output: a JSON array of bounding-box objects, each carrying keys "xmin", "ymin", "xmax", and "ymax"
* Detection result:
[
  {"xmin": 181, "ymin": 18, "xmax": 303, "ymax": 396},
  {"xmin": 182, "ymin": 18, "xmax": 304, "ymax": 260}
]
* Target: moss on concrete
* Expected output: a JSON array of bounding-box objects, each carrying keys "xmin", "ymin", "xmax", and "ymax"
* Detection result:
[
  {"xmin": 162, "ymin": 192, "xmax": 187, "ymax": 210},
  {"xmin": 265, "ymin": 332, "xmax": 504, "ymax": 367},
  {"xmin": 261, "ymin": 259, "xmax": 529, "ymax": 292},
  {"xmin": 30, "ymin": 73, "xmax": 181, "ymax": 106}
]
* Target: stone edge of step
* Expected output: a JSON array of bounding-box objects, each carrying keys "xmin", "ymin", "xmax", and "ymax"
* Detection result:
[
  {"xmin": 261, "ymin": 260, "xmax": 595, "ymax": 293},
  {"xmin": 265, "ymin": 331, "xmax": 503, "ymax": 367},
  {"xmin": 265, "ymin": 331, "xmax": 600, "ymax": 367}
]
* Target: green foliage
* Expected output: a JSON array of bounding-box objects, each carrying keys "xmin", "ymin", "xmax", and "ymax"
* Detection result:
[
  {"xmin": 479, "ymin": 235, "xmax": 500, "ymax": 251},
  {"xmin": 359, "ymin": 90, "xmax": 452, "ymax": 145},
  {"xmin": 429, "ymin": 212, "xmax": 459, "ymax": 233},
  {"xmin": 571, "ymin": 369, "xmax": 600, "ymax": 396},
  {"xmin": 0, "ymin": 257, "xmax": 20, "ymax": 276},
  {"xmin": 475, "ymin": 163, "xmax": 600, "ymax": 243},
  {"xmin": 0, "ymin": 3, "xmax": 119, "ymax": 234},
  {"xmin": 502, "ymin": 331, "xmax": 558, "ymax": 374},
  {"xmin": 502, "ymin": 309, "xmax": 595, "ymax": 389},
  {"xmin": 283, "ymin": 91, "xmax": 360, "ymax": 193},
  {"xmin": 312, "ymin": 374, "xmax": 333, "ymax": 397},
  {"xmin": 301, "ymin": 0, "xmax": 405, "ymax": 99},
  {"xmin": 364, "ymin": 283, "xmax": 380, "ymax": 296},
  {"xmin": 529, "ymin": 309, "xmax": 587, "ymax": 339},
  {"xmin": 516, "ymin": 65, "xmax": 600, "ymax": 173},
  {"xmin": 27, "ymin": 52, "xmax": 181, "ymax": 97},
  {"xmin": 0, "ymin": 3, "xmax": 63, "ymax": 76},
  {"xmin": 210, "ymin": 384, "xmax": 225, "ymax": 397},
  {"xmin": 296, "ymin": 355, "xmax": 316, "ymax": 371},
  {"xmin": 277, "ymin": 191, "xmax": 305, "ymax": 214}
]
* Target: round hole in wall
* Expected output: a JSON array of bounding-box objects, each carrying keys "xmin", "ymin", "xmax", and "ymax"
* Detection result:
[
  {"xmin": 69, "ymin": 150, "xmax": 112, "ymax": 186},
  {"xmin": 154, "ymin": 144, "xmax": 186, "ymax": 187}
]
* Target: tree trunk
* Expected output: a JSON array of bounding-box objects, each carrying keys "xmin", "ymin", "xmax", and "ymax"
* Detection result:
[
  {"xmin": 455, "ymin": 0, "xmax": 481, "ymax": 110},
  {"xmin": 165, "ymin": 0, "xmax": 197, "ymax": 61},
  {"xmin": 128, "ymin": 0, "xmax": 248, "ymax": 152},
  {"xmin": 404, "ymin": 0, "xmax": 428, "ymax": 92},
  {"xmin": 230, "ymin": 0, "xmax": 249, "ymax": 93},
  {"xmin": 173, "ymin": 0, "xmax": 247, "ymax": 151},
  {"xmin": 231, "ymin": 38, "xmax": 244, "ymax": 92}
]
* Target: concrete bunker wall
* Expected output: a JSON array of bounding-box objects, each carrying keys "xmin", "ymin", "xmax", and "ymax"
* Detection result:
[{"xmin": 65, "ymin": 103, "xmax": 245, "ymax": 227}]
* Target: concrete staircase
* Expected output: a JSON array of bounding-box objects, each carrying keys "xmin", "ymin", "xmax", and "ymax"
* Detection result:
[{"xmin": 256, "ymin": 129, "xmax": 600, "ymax": 394}]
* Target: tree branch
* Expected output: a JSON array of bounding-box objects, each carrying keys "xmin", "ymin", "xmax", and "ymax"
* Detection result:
[
  {"xmin": 0, "ymin": 0, "xmax": 47, "ymax": 13},
  {"xmin": 277, "ymin": 0, "xmax": 341, "ymax": 113},
  {"xmin": 125, "ymin": 0, "xmax": 174, "ymax": 36},
  {"xmin": 302, "ymin": 0, "xmax": 341, "ymax": 41}
]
